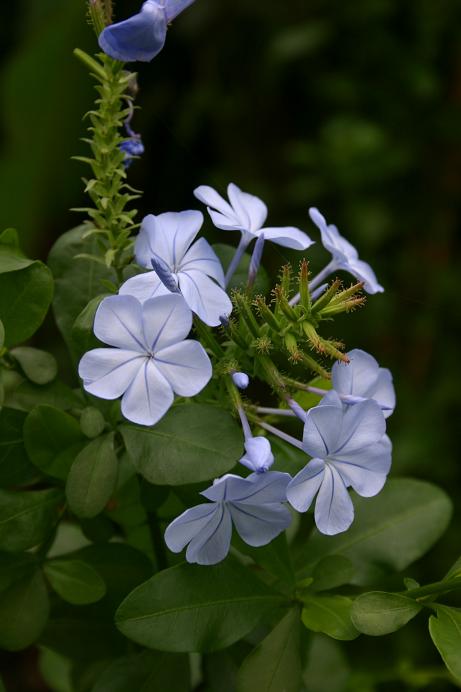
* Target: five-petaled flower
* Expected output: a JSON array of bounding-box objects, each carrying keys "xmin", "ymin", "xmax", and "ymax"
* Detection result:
[
  {"xmin": 78, "ymin": 293, "xmax": 211, "ymax": 426},
  {"xmin": 309, "ymin": 207, "xmax": 384, "ymax": 294},
  {"xmin": 286, "ymin": 391, "xmax": 391, "ymax": 535},
  {"xmin": 120, "ymin": 210, "xmax": 232, "ymax": 327},
  {"xmin": 194, "ymin": 183, "xmax": 314, "ymax": 251},
  {"xmin": 332, "ymin": 349, "xmax": 396, "ymax": 418},
  {"xmin": 99, "ymin": 0, "xmax": 196, "ymax": 63},
  {"xmin": 165, "ymin": 471, "xmax": 292, "ymax": 565}
]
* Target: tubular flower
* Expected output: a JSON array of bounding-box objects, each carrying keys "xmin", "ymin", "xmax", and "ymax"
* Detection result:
[
  {"xmin": 165, "ymin": 471, "xmax": 292, "ymax": 565},
  {"xmin": 286, "ymin": 391, "xmax": 391, "ymax": 535},
  {"xmin": 98, "ymin": 0, "xmax": 196, "ymax": 63},
  {"xmin": 119, "ymin": 210, "xmax": 232, "ymax": 327},
  {"xmin": 309, "ymin": 207, "xmax": 384, "ymax": 294},
  {"xmin": 78, "ymin": 293, "xmax": 211, "ymax": 426}
]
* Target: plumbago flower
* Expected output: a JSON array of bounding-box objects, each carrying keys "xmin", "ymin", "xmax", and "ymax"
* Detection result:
[
  {"xmin": 309, "ymin": 207, "xmax": 384, "ymax": 294},
  {"xmin": 194, "ymin": 183, "xmax": 314, "ymax": 284},
  {"xmin": 120, "ymin": 210, "xmax": 232, "ymax": 326},
  {"xmin": 78, "ymin": 293, "xmax": 211, "ymax": 425},
  {"xmin": 99, "ymin": 0, "xmax": 196, "ymax": 63},
  {"xmin": 164, "ymin": 471, "xmax": 291, "ymax": 565},
  {"xmin": 332, "ymin": 348, "xmax": 396, "ymax": 418},
  {"xmin": 286, "ymin": 391, "xmax": 392, "ymax": 535}
]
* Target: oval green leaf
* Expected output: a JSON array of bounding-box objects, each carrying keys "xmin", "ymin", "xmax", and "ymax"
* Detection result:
[
  {"xmin": 429, "ymin": 606, "xmax": 461, "ymax": 683},
  {"xmin": 116, "ymin": 560, "xmax": 286, "ymax": 652},
  {"xmin": 44, "ymin": 559, "xmax": 106, "ymax": 605},
  {"xmin": 351, "ymin": 591, "xmax": 422, "ymax": 636},
  {"xmin": 66, "ymin": 433, "xmax": 118, "ymax": 518},
  {"xmin": 92, "ymin": 651, "xmax": 190, "ymax": 692},
  {"xmin": 302, "ymin": 479, "xmax": 452, "ymax": 584},
  {"xmin": 24, "ymin": 405, "xmax": 84, "ymax": 480},
  {"xmin": 0, "ymin": 408, "xmax": 37, "ymax": 487},
  {"xmin": 301, "ymin": 595, "xmax": 359, "ymax": 641},
  {"xmin": 0, "ymin": 488, "xmax": 63, "ymax": 552},
  {"xmin": 237, "ymin": 608, "xmax": 302, "ymax": 692},
  {"xmin": 120, "ymin": 403, "xmax": 242, "ymax": 486},
  {"xmin": 0, "ymin": 569, "xmax": 49, "ymax": 651},
  {"xmin": 11, "ymin": 346, "xmax": 58, "ymax": 385}
]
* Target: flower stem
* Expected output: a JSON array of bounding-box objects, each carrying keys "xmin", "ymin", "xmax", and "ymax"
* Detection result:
[
  {"xmin": 225, "ymin": 234, "xmax": 251, "ymax": 287},
  {"xmin": 251, "ymin": 418, "xmax": 304, "ymax": 451},
  {"xmin": 404, "ymin": 576, "xmax": 461, "ymax": 601}
]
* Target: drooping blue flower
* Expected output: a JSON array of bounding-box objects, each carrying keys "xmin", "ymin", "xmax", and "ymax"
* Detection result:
[
  {"xmin": 119, "ymin": 210, "xmax": 232, "ymax": 327},
  {"xmin": 164, "ymin": 471, "xmax": 292, "ymax": 565},
  {"xmin": 332, "ymin": 349, "xmax": 396, "ymax": 418},
  {"xmin": 194, "ymin": 183, "xmax": 314, "ymax": 285},
  {"xmin": 286, "ymin": 391, "xmax": 391, "ymax": 535},
  {"xmin": 232, "ymin": 371, "xmax": 249, "ymax": 390},
  {"xmin": 78, "ymin": 293, "xmax": 211, "ymax": 426},
  {"xmin": 309, "ymin": 207, "xmax": 384, "ymax": 294},
  {"xmin": 120, "ymin": 136, "xmax": 145, "ymax": 168},
  {"xmin": 98, "ymin": 0, "xmax": 196, "ymax": 63}
]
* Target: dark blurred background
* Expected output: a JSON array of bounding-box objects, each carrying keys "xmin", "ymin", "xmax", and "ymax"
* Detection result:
[{"xmin": 0, "ymin": 0, "xmax": 460, "ymax": 689}]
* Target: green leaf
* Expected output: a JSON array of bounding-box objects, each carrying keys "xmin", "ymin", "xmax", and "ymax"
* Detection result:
[
  {"xmin": 213, "ymin": 243, "xmax": 270, "ymax": 294},
  {"xmin": 71, "ymin": 293, "xmax": 109, "ymax": 360},
  {"xmin": 303, "ymin": 634, "xmax": 350, "ymax": 692},
  {"xmin": 11, "ymin": 346, "xmax": 58, "ymax": 385},
  {"xmin": 0, "ymin": 488, "xmax": 63, "ymax": 552},
  {"xmin": 48, "ymin": 226, "xmax": 117, "ymax": 360},
  {"xmin": 351, "ymin": 591, "xmax": 422, "ymax": 636},
  {"xmin": 0, "ymin": 242, "xmax": 34, "ymax": 274},
  {"xmin": 0, "ymin": 319, "xmax": 4, "ymax": 350},
  {"xmin": 0, "ymin": 568, "xmax": 49, "ymax": 651},
  {"xmin": 429, "ymin": 606, "xmax": 461, "ymax": 683},
  {"xmin": 301, "ymin": 479, "xmax": 452, "ymax": 584},
  {"xmin": 116, "ymin": 560, "xmax": 286, "ymax": 652},
  {"xmin": 66, "ymin": 433, "xmax": 118, "ymax": 518},
  {"xmin": 80, "ymin": 406, "xmax": 106, "ymax": 439},
  {"xmin": 0, "ymin": 407, "xmax": 37, "ymax": 487},
  {"xmin": 24, "ymin": 405, "xmax": 84, "ymax": 480},
  {"xmin": 92, "ymin": 651, "xmax": 190, "ymax": 692},
  {"xmin": 237, "ymin": 608, "xmax": 302, "ymax": 692},
  {"xmin": 3, "ymin": 373, "xmax": 82, "ymax": 413},
  {"xmin": 301, "ymin": 595, "xmax": 359, "ymax": 641},
  {"xmin": 44, "ymin": 559, "xmax": 106, "ymax": 605},
  {"xmin": 445, "ymin": 555, "xmax": 461, "ymax": 581},
  {"xmin": 0, "ymin": 228, "xmax": 20, "ymax": 249},
  {"xmin": 39, "ymin": 648, "xmax": 73, "ymax": 692},
  {"xmin": 311, "ymin": 555, "xmax": 356, "ymax": 591},
  {"xmin": 120, "ymin": 403, "xmax": 242, "ymax": 486},
  {"xmin": 0, "ymin": 551, "xmax": 38, "ymax": 592},
  {"xmin": 233, "ymin": 532, "xmax": 296, "ymax": 589},
  {"xmin": 0, "ymin": 260, "xmax": 54, "ymax": 347}
]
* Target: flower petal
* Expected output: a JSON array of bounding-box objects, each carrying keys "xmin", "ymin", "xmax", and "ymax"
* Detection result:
[
  {"xmin": 98, "ymin": 2, "xmax": 167, "ymax": 63},
  {"xmin": 371, "ymin": 369, "xmax": 396, "ymax": 418},
  {"xmin": 134, "ymin": 211, "xmax": 203, "ymax": 269},
  {"xmin": 342, "ymin": 257, "xmax": 384, "ymax": 294},
  {"xmin": 119, "ymin": 271, "xmax": 169, "ymax": 303},
  {"xmin": 256, "ymin": 226, "xmax": 314, "ymax": 250},
  {"xmin": 231, "ymin": 471, "xmax": 291, "ymax": 503},
  {"xmin": 142, "ymin": 294, "xmax": 193, "ymax": 351},
  {"xmin": 193, "ymin": 185, "xmax": 236, "ymax": 219},
  {"xmin": 121, "ymin": 359, "xmax": 174, "ymax": 426},
  {"xmin": 154, "ymin": 340, "xmax": 212, "ymax": 396},
  {"xmin": 178, "ymin": 269, "xmax": 233, "ymax": 326},
  {"xmin": 230, "ymin": 502, "xmax": 291, "ymax": 547},
  {"xmin": 286, "ymin": 458, "xmax": 325, "ymax": 512},
  {"xmin": 79, "ymin": 349, "xmax": 144, "ymax": 399},
  {"xmin": 164, "ymin": 502, "xmax": 219, "ymax": 553},
  {"xmin": 180, "ymin": 237, "xmax": 225, "ymax": 286},
  {"xmin": 334, "ymin": 399, "xmax": 386, "ymax": 456},
  {"xmin": 332, "ymin": 349, "xmax": 380, "ymax": 397},
  {"xmin": 228, "ymin": 183, "xmax": 267, "ymax": 232},
  {"xmin": 186, "ymin": 504, "xmax": 233, "ymax": 565},
  {"xmin": 302, "ymin": 402, "xmax": 344, "ymax": 458},
  {"xmin": 314, "ymin": 464, "xmax": 354, "ymax": 535},
  {"xmin": 93, "ymin": 295, "xmax": 147, "ymax": 352},
  {"xmin": 332, "ymin": 434, "xmax": 392, "ymax": 497}
]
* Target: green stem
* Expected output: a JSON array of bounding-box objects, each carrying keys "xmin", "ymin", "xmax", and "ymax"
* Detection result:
[{"xmin": 404, "ymin": 576, "xmax": 461, "ymax": 601}]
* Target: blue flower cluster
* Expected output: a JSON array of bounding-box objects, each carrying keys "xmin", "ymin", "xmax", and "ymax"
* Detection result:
[{"xmin": 78, "ymin": 175, "xmax": 394, "ymax": 563}]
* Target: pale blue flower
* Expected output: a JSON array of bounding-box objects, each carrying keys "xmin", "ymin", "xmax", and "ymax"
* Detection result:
[
  {"xmin": 309, "ymin": 208, "xmax": 384, "ymax": 294},
  {"xmin": 194, "ymin": 183, "xmax": 314, "ymax": 285},
  {"xmin": 78, "ymin": 293, "xmax": 211, "ymax": 426},
  {"xmin": 164, "ymin": 471, "xmax": 291, "ymax": 565},
  {"xmin": 286, "ymin": 391, "xmax": 391, "ymax": 535},
  {"xmin": 194, "ymin": 183, "xmax": 314, "ymax": 250},
  {"xmin": 98, "ymin": 0, "xmax": 196, "ymax": 63},
  {"xmin": 239, "ymin": 437, "xmax": 274, "ymax": 473},
  {"xmin": 232, "ymin": 371, "xmax": 249, "ymax": 389},
  {"xmin": 332, "ymin": 349, "xmax": 396, "ymax": 418},
  {"xmin": 120, "ymin": 210, "xmax": 232, "ymax": 327}
]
